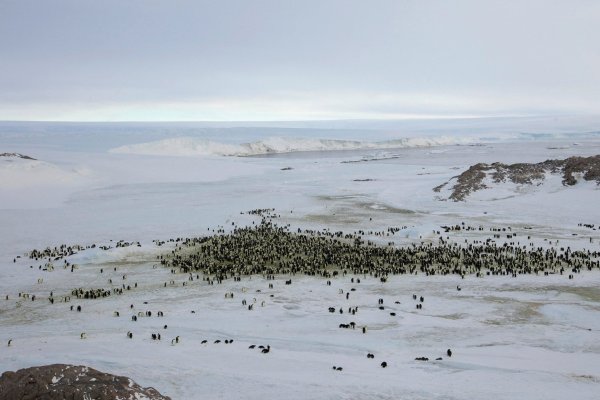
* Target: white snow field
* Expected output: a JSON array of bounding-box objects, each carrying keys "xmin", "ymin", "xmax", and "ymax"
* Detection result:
[{"xmin": 1, "ymin": 118, "xmax": 600, "ymax": 399}]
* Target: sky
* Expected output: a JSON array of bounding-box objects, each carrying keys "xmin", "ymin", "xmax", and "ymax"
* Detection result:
[{"xmin": 1, "ymin": 0, "xmax": 599, "ymax": 121}]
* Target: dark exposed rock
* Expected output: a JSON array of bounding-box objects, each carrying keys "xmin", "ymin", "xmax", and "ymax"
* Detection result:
[
  {"xmin": 435, "ymin": 155, "xmax": 600, "ymax": 201},
  {"xmin": 448, "ymin": 163, "xmax": 489, "ymax": 201},
  {"xmin": 0, "ymin": 153, "xmax": 36, "ymax": 160},
  {"xmin": 0, "ymin": 364, "xmax": 171, "ymax": 400},
  {"xmin": 562, "ymin": 155, "xmax": 600, "ymax": 186}
]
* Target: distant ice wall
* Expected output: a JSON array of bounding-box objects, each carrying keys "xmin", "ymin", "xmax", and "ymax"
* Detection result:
[{"xmin": 108, "ymin": 135, "xmax": 487, "ymax": 157}]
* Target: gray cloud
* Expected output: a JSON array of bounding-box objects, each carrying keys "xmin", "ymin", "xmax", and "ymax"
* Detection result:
[{"xmin": 1, "ymin": 0, "xmax": 599, "ymax": 120}]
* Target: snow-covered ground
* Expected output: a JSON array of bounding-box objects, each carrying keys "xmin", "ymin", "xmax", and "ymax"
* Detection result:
[
  {"xmin": 1, "ymin": 118, "xmax": 600, "ymax": 399},
  {"xmin": 3, "ymin": 255, "xmax": 600, "ymax": 400}
]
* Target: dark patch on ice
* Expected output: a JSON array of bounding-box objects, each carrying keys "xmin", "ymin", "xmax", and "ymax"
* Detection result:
[{"xmin": 341, "ymin": 155, "xmax": 401, "ymax": 163}]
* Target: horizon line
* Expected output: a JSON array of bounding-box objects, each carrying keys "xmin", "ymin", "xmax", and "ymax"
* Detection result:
[{"xmin": 0, "ymin": 114, "xmax": 574, "ymax": 124}]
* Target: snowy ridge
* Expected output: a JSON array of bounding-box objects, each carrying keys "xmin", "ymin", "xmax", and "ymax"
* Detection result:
[
  {"xmin": 0, "ymin": 154, "xmax": 89, "ymax": 188},
  {"xmin": 108, "ymin": 131, "xmax": 600, "ymax": 157},
  {"xmin": 108, "ymin": 135, "xmax": 483, "ymax": 157},
  {"xmin": 0, "ymin": 154, "xmax": 94, "ymax": 208}
]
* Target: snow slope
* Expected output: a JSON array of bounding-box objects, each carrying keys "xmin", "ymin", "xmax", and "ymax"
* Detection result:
[{"xmin": 0, "ymin": 153, "xmax": 92, "ymax": 208}]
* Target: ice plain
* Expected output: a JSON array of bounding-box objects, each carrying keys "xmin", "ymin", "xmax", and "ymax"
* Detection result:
[{"xmin": 1, "ymin": 119, "xmax": 600, "ymax": 399}]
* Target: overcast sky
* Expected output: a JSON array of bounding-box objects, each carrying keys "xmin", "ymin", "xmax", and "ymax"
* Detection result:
[{"xmin": 1, "ymin": 0, "xmax": 599, "ymax": 121}]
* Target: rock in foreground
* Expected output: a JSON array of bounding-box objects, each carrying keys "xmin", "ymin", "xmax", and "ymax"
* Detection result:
[{"xmin": 0, "ymin": 364, "xmax": 171, "ymax": 400}]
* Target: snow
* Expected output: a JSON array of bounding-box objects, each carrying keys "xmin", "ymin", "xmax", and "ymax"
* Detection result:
[
  {"xmin": 0, "ymin": 154, "xmax": 89, "ymax": 187},
  {"xmin": 1, "ymin": 120, "xmax": 600, "ymax": 399},
  {"xmin": 2, "ymin": 261, "xmax": 600, "ymax": 400},
  {"xmin": 0, "ymin": 154, "xmax": 92, "ymax": 208}
]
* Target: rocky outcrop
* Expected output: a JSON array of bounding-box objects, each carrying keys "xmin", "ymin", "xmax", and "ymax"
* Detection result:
[
  {"xmin": 0, "ymin": 364, "xmax": 171, "ymax": 400},
  {"xmin": 434, "ymin": 155, "xmax": 600, "ymax": 201},
  {"xmin": 0, "ymin": 153, "xmax": 36, "ymax": 160}
]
